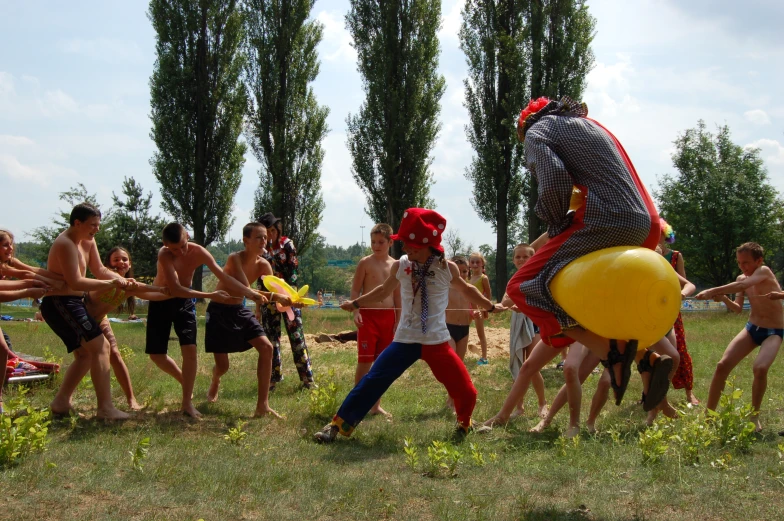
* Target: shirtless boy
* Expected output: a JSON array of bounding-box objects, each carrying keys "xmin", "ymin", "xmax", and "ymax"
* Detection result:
[
  {"xmin": 350, "ymin": 223, "xmax": 400, "ymax": 417},
  {"xmin": 445, "ymin": 257, "xmax": 472, "ymax": 362},
  {"xmin": 696, "ymin": 242, "xmax": 783, "ymax": 432},
  {"xmin": 205, "ymin": 222, "xmax": 292, "ymax": 418},
  {"xmin": 40, "ymin": 203, "xmax": 133, "ymax": 420},
  {"xmin": 147, "ymin": 223, "xmax": 264, "ymax": 418}
]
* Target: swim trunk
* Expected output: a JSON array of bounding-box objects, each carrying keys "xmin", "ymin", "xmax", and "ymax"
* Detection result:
[
  {"xmin": 446, "ymin": 323, "xmax": 470, "ymax": 343},
  {"xmin": 145, "ymin": 298, "xmax": 198, "ymax": 355},
  {"xmin": 205, "ymin": 302, "xmax": 265, "ymax": 354},
  {"xmin": 40, "ymin": 296, "xmax": 102, "ymax": 353},
  {"xmin": 745, "ymin": 322, "xmax": 784, "ymax": 347},
  {"xmin": 357, "ymin": 309, "xmax": 396, "ymax": 363}
]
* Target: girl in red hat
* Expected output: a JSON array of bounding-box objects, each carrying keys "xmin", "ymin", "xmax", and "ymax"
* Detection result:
[{"xmin": 314, "ymin": 208, "xmax": 502, "ymax": 442}]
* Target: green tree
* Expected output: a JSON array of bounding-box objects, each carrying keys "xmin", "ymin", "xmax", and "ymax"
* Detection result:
[
  {"xmin": 656, "ymin": 121, "xmax": 779, "ymax": 287},
  {"xmin": 243, "ymin": 0, "xmax": 329, "ymax": 257},
  {"xmin": 106, "ymin": 177, "xmax": 166, "ymax": 279},
  {"xmin": 149, "ymin": 0, "xmax": 247, "ymax": 291},
  {"xmin": 460, "ymin": 0, "xmax": 529, "ymax": 298},
  {"xmin": 346, "ymin": 0, "xmax": 445, "ymax": 257},
  {"xmin": 31, "ymin": 183, "xmax": 114, "ymax": 258},
  {"xmin": 522, "ymin": 0, "xmax": 595, "ymax": 241}
]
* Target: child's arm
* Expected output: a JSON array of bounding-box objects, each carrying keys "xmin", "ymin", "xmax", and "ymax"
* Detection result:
[
  {"xmin": 341, "ymin": 262, "xmax": 400, "ymax": 311},
  {"xmin": 481, "ymin": 274, "xmax": 492, "ymax": 299},
  {"xmin": 393, "ymin": 284, "xmax": 402, "ymax": 330},
  {"xmin": 201, "ymin": 247, "xmax": 263, "ymax": 304},
  {"xmin": 349, "ymin": 259, "xmax": 366, "ymax": 327},
  {"xmin": 9, "ymin": 258, "xmax": 64, "ymax": 281},
  {"xmin": 530, "ymin": 231, "xmax": 549, "ymax": 252},
  {"xmin": 676, "ymin": 272, "xmax": 696, "ymax": 298},
  {"xmin": 0, "ymin": 287, "xmax": 47, "ymax": 303},
  {"xmin": 695, "ymin": 267, "xmax": 772, "ymax": 300},
  {"xmin": 713, "ymin": 292, "xmax": 744, "ymax": 314}
]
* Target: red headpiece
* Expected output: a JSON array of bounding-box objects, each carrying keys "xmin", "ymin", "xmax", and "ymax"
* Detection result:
[
  {"xmin": 517, "ymin": 97, "xmax": 551, "ymax": 131},
  {"xmin": 390, "ymin": 208, "xmax": 446, "ymax": 253}
]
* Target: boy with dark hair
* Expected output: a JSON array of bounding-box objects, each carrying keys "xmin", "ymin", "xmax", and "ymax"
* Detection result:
[
  {"xmin": 696, "ymin": 242, "xmax": 783, "ymax": 432},
  {"xmin": 348, "ymin": 223, "xmax": 400, "ymax": 417},
  {"xmin": 205, "ymin": 222, "xmax": 293, "ymax": 418},
  {"xmin": 41, "ymin": 202, "xmax": 134, "ymax": 419},
  {"xmin": 147, "ymin": 222, "xmax": 266, "ymax": 418}
]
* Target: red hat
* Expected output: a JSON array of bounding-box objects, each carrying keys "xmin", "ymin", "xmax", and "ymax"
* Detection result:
[
  {"xmin": 517, "ymin": 97, "xmax": 551, "ymax": 131},
  {"xmin": 390, "ymin": 208, "xmax": 446, "ymax": 253}
]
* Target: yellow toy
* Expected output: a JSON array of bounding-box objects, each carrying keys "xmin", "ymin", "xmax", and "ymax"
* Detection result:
[
  {"xmin": 550, "ymin": 246, "xmax": 681, "ymax": 349},
  {"xmin": 261, "ymin": 275, "xmax": 317, "ymax": 320}
]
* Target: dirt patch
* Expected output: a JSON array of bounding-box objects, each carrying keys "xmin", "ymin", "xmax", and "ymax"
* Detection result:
[{"xmin": 296, "ymin": 326, "xmax": 512, "ymax": 360}]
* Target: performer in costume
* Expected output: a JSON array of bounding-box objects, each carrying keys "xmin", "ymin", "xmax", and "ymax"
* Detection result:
[
  {"xmin": 313, "ymin": 209, "xmax": 501, "ymax": 443},
  {"xmin": 500, "ymin": 96, "xmax": 670, "ymax": 408}
]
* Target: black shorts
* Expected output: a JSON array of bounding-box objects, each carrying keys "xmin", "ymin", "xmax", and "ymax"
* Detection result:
[
  {"xmin": 205, "ymin": 302, "xmax": 265, "ymax": 354},
  {"xmin": 145, "ymin": 298, "xmax": 197, "ymax": 355},
  {"xmin": 40, "ymin": 296, "xmax": 102, "ymax": 353},
  {"xmin": 446, "ymin": 323, "xmax": 470, "ymax": 343}
]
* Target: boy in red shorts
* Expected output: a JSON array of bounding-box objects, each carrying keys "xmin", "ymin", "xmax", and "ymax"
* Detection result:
[{"xmin": 349, "ymin": 223, "xmax": 400, "ymax": 417}]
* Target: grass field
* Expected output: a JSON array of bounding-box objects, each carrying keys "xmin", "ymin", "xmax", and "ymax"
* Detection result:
[{"xmin": 2, "ymin": 309, "xmax": 784, "ymax": 521}]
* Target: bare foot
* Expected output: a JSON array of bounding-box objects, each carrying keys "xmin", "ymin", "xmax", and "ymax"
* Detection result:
[
  {"xmin": 686, "ymin": 390, "xmax": 700, "ymax": 406},
  {"xmin": 95, "ymin": 406, "xmax": 130, "ymax": 420},
  {"xmin": 563, "ymin": 425, "xmax": 580, "ymax": 439},
  {"xmin": 482, "ymin": 414, "xmax": 509, "ymax": 428},
  {"xmin": 253, "ymin": 406, "xmax": 282, "ymax": 419},
  {"xmin": 646, "ymin": 409, "xmax": 658, "ymax": 427},
  {"xmin": 530, "ymin": 418, "xmax": 551, "ymax": 433},
  {"xmin": 207, "ymin": 379, "xmax": 220, "ymax": 403},
  {"xmin": 369, "ymin": 406, "xmax": 392, "ymax": 418},
  {"xmin": 661, "ymin": 402, "xmax": 679, "ymax": 419},
  {"xmin": 752, "ymin": 416, "xmax": 762, "ymax": 433},
  {"xmin": 181, "ymin": 403, "xmax": 203, "ymax": 419},
  {"xmin": 50, "ymin": 402, "xmax": 84, "ymax": 418},
  {"xmin": 128, "ymin": 398, "xmax": 144, "ymax": 411},
  {"xmin": 538, "ymin": 403, "xmax": 549, "ymax": 419},
  {"xmin": 585, "ymin": 422, "xmax": 596, "ymax": 434},
  {"xmin": 509, "ymin": 406, "xmax": 525, "ymax": 420}
]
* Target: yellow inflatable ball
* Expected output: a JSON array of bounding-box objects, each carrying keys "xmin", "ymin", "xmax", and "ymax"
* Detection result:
[{"xmin": 549, "ymin": 246, "xmax": 681, "ymax": 349}]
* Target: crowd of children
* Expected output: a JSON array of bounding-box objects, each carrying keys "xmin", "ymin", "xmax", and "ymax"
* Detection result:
[{"xmin": 2, "ymin": 95, "xmax": 782, "ymax": 444}]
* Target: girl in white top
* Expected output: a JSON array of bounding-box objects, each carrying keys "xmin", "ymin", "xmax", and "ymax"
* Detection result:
[{"xmin": 314, "ymin": 208, "xmax": 500, "ymax": 443}]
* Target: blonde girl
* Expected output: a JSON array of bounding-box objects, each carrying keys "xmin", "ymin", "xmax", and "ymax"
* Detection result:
[{"xmin": 468, "ymin": 252, "xmax": 492, "ymax": 365}]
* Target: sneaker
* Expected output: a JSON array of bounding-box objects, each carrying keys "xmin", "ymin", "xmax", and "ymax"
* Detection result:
[
  {"xmin": 476, "ymin": 358, "xmax": 489, "ymax": 366},
  {"xmin": 454, "ymin": 422, "xmax": 492, "ymax": 440},
  {"xmin": 314, "ymin": 424, "xmax": 339, "ymax": 443},
  {"xmin": 301, "ymin": 381, "xmax": 318, "ymax": 391},
  {"xmin": 556, "ymin": 361, "xmax": 565, "ymax": 370}
]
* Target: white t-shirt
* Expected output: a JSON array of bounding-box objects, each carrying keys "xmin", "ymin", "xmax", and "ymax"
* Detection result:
[{"xmin": 394, "ymin": 255, "xmax": 452, "ymax": 345}]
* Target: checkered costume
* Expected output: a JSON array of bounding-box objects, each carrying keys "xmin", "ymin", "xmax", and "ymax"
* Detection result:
[{"xmin": 508, "ymin": 98, "xmax": 660, "ymax": 348}]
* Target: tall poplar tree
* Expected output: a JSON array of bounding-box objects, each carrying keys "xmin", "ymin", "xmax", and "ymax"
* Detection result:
[
  {"xmin": 460, "ymin": 0, "xmax": 529, "ymax": 298},
  {"xmin": 524, "ymin": 0, "xmax": 595, "ymax": 240},
  {"xmin": 346, "ymin": 0, "xmax": 445, "ymax": 257},
  {"xmin": 243, "ymin": 0, "xmax": 329, "ymax": 256},
  {"xmin": 148, "ymin": 0, "xmax": 247, "ymax": 291}
]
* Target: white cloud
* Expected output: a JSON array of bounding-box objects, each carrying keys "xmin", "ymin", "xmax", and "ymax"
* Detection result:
[
  {"xmin": 439, "ymin": 0, "xmax": 462, "ymax": 43},
  {"xmin": 746, "ymin": 138, "xmax": 784, "ymax": 165},
  {"xmin": 38, "ymin": 89, "xmax": 79, "ymax": 117},
  {"xmin": 0, "ymin": 135, "xmax": 34, "ymax": 147},
  {"xmin": 0, "ymin": 154, "xmax": 75, "ymax": 187},
  {"xmin": 58, "ymin": 38, "xmax": 144, "ymax": 64},
  {"xmin": 744, "ymin": 109, "xmax": 770, "ymax": 125},
  {"xmin": 316, "ymin": 10, "xmax": 356, "ymax": 63}
]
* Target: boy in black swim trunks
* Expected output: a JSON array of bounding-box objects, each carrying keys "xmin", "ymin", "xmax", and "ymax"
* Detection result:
[
  {"xmin": 445, "ymin": 257, "xmax": 472, "ymax": 361},
  {"xmin": 148, "ymin": 223, "xmax": 265, "ymax": 418},
  {"xmin": 696, "ymin": 242, "xmax": 783, "ymax": 432},
  {"xmin": 205, "ymin": 222, "xmax": 294, "ymax": 418},
  {"xmin": 41, "ymin": 203, "xmax": 135, "ymax": 420}
]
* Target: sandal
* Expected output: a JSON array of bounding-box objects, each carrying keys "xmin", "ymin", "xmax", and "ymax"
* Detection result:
[
  {"xmin": 599, "ymin": 339, "xmax": 638, "ymax": 406},
  {"xmin": 637, "ymin": 349, "xmax": 673, "ymax": 412}
]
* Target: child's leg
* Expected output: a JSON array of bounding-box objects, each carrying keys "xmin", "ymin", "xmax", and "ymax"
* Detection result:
[
  {"xmin": 50, "ymin": 348, "xmax": 92, "ymax": 415},
  {"xmin": 750, "ymin": 335, "xmax": 782, "ymax": 430},
  {"xmin": 475, "ymin": 315, "xmax": 488, "ymax": 361},
  {"xmin": 706, "ymin": 329, "xmax": 757, "ymax": 411},
  {"xmin": 421, "ymin": 343, "xmax": 478, "ymax": 429},
  {"xmin": 0, "ymin": 329, "xmax": 9, "ymax": 413},
  {"xmin": 563, "ymin": 343, "xmax": 589, "ymax": 437},
  {"xmin": 355, "ymin": 361, "xmax": 386, "ymax": 415},
  {"xmin": 527, "ymin": 343, "xmax": 548, "ymax": 415},
  {"xmin": 149, "ymin": 354, "xmax": 184, "ymax": 384},
  {"xmin": 332, "ymin": 342, "xmax": 420, "ymax": 435},
  {"xmin": 100, "ymin": 318, "xmax": 139, "ymax": 410},
  {"xmin": 179, "ymin": 344, "xmax": 200, "ymax": 418},
  {"xmin": 250, "ymin": 336, "xmax": 280, "ymax": 418},
  {"xmin": 484, "ymin": 341, "xmax": 563, "ymax": 426},
  {"xmin": 586, "ymin": 368, "xmax": 611, "ymax": 433},
  {"xmin": 455, "ymin": 336, "xmax": 469, "ymax": 361},
  {"xmin": 86, "ymin": 334, "xmax": 129, "ymax": 419},
  {"xmin": 207, "ymin": 353, "xmax": 230, "ymax": 402},
  {"xmin": 531, "ymin": 349, "xmax": 600, "ymax": 433},
  {"xmin": 282, "ymin": 308, "xmax": 314, "ymax": 385}
]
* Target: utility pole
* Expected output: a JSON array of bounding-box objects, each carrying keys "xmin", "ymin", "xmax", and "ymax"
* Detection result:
[{"xmin": 360, "ymin": 225, "xmax": 366, "ymax": 249}]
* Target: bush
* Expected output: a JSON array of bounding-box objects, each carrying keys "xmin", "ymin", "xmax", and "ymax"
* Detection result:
[{"xmin": 0, "ymin": 388, "xmax": 51, "ymax": 468}]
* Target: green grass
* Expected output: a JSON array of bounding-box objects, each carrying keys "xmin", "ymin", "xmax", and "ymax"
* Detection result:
[{"xmin": 1, "ymin": 311, "xmax": 783, "ymax": 520}]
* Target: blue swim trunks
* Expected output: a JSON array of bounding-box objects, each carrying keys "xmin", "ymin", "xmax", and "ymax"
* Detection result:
[{"xmin": 745, "ymin": 322, "xmax": 784, "ymax": 347}]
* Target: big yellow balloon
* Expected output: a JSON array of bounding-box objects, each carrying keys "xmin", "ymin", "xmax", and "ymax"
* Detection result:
[{"xmin": 549, "ymin": 246, "xmax": 681, "ymax": 349}]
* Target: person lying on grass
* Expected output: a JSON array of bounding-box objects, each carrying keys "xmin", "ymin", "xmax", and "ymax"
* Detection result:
[
  {"xmin": 696, "ymin": 242, "xmax": 783, "ymax": 432},
  {"xmin": 313, "ymin": 208, "xmax": 502, "ymax": 443}
]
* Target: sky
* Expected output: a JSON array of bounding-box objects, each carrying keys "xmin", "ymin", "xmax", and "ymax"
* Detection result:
[{"xmin": 1, "ymin": 0, "xmax": 783, "ymax": 250}]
